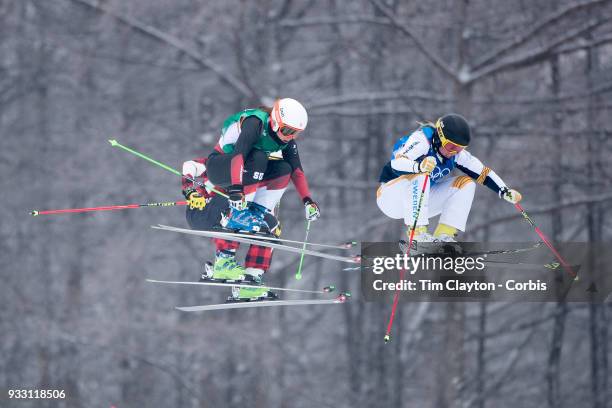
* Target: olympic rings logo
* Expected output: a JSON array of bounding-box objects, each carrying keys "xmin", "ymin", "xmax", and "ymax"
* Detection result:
[{"xmin": 430, "ymin": 166, "xmax": 451, "ymax": 181}]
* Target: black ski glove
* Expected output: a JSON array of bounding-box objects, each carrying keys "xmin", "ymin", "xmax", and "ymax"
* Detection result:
[{"xmin": 227, "ymin": 185, "xmax": 247, "ymax": 211}]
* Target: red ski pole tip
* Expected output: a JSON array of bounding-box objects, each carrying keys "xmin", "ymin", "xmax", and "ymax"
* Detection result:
[
  {"xmin": 384, "ymin": 334, "xmax": 391, "ymax": 343},
  {"xmin": 337, "ymin": 292, "xmax": 351, "ymax": 302}
]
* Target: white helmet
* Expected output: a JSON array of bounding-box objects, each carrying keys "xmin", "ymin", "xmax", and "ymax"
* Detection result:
[{"xmin": 270, "ymin": 98, "xmax": 308, "ymax": 138}]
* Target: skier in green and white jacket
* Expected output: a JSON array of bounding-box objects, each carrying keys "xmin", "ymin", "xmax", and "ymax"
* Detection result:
[{"xmin": 183, "ymin": 98, "xmax": 320, "ymax": 299}]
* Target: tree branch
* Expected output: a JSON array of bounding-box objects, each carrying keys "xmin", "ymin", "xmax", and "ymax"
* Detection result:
[
  {"xmin": 27, "ymin": 315, "xmax": 205, "ymax": 405},
  {"xmin": 464, "ymin": 328, "xmax": 539, "ymax": 406},
  {"xmin": 367, "ymin": 0, "xmax": 459, "ymax": 81},
  {"xmin": 278, "ymin": 15, "xmax": 392, "ymax": 28},
  {"xmin": 308, "ymin": 90, "xmax": 453, "ymax": 109},
  {"xmin": 468, "ymin": 17, "xmax": 607, "ymax": 84},
  {"xmin": 67, "ymin": 0, "xmax": 254, "ymax": 99},
  {"xmin": 472, "ymin": 0, "xmax": 609, "ymax": 70},
  {"xmin": 555, "ymin": 31, "xmax": 612, "ymax": 55},
  {"xmin": 310, "ymin": 105, "xmax": 421, "ymax": 117}
]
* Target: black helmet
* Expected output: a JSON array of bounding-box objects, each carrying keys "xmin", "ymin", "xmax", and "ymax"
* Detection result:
[{"xmin": 435, "ymin": 113, "xmax": 471, "ymax": 146}]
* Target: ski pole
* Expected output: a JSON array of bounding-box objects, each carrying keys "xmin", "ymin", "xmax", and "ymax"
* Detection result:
[
  {"xmin": 108, "ymin": 139, "xmax": 228, "ymax": 198},
  {"xmin": 295, "ymin": 220, "xmax": 311, "ymax": 280},
  {"xmin": 30, "ymin": 200, "xmax": 187, "ymax": 216},
  {"xmin": 514, "ymin": 203, "xmax": 577, "ymax": 279},
  {"xmin": 384, "ymin": 174, "xmax": 429, "ymax": 343}
]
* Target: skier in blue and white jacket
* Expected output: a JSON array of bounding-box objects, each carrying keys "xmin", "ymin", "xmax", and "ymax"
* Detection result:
[{"xmin": 376, "ymin": 113, "xmax": 522, "ymax": 242}]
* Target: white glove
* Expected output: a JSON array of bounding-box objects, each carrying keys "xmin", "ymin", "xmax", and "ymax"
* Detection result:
[
  {"xmin": 304, "ymin": 198, "xmax": 320, "ymax": 221},
  {"xmin": 419, "ymin": 156, "xmax": 436, "ymax": 173},
  {"xmin": 500, "ymin": 187, "xmax": 522, "ymax": 204}
]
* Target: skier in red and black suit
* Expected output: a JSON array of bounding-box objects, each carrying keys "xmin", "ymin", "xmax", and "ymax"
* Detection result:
[{"xmin": 181, "ymin": 98, "xmax": 320, "ymax": 301}]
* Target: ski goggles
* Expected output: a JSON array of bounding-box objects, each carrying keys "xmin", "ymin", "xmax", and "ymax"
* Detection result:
[
  {"xmin": 436, "ymin": 118, "xmax": 467, "ymax": 155},
  {"xmin": 279, "ymin": 125, "xmax": 300, "ymax": 137},
  {"xmin": 272, "ymin": 100, "xmax": 303, "ymax": 138}
]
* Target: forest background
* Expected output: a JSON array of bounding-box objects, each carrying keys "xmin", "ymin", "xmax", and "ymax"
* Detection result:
[{"xmin": 1, "ymin": 1, "xmax": 611, "ymax": 407}]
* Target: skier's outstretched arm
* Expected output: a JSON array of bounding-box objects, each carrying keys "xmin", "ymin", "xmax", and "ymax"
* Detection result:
[
  {"xmin": 455, "ymin": 150, "xmax": 522, "ymax": 203},
  {"xmin": 282, "ymin": 140, "xmax": 320, "ymax": 220}
]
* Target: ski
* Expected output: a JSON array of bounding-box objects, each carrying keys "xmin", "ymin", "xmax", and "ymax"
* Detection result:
[
  {"xmin": 483, "ymin": 259, "xmax": 581, "ymax": 273},
  {"xmin": 176, "ymin": 293, "xmax": 350, "ymax": 312},
  {"xmin": 206, "ymin": 228, "xmax": 356, "ymax": 250},
  {"xmin": 460, "ymin": 242, "xmax": 543, "ymax": 257},
  {"xmin": 398, "ymin": 240, "xmax": 542, "ymax": 257},
  {"xmin": 346, "ymin": 243, "xmax": 545, "ymax": 271},
  {"xmin": 146, "ymin": 278, "xmax": 336, "ymax": 295},
  {"xmin": 350, "ymin": 239, "xmax": 548, "ymax": 271},
  {"xmin": 347, "ymin": 259, "xmax": 565, "ymax": 271},
  {"xmin": 152, "ymin": 224, "xmax": 360, "ymax": 264}
]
